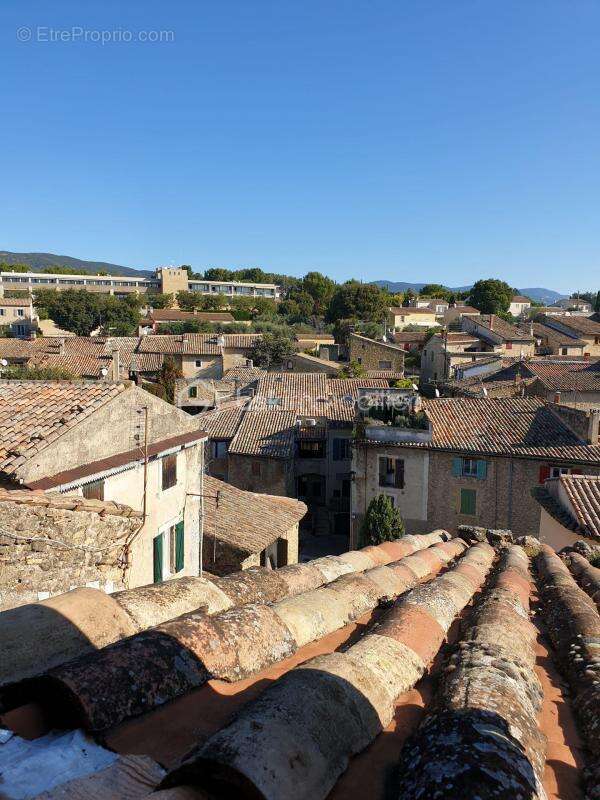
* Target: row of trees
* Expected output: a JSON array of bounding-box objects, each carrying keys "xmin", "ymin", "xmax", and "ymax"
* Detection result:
[{"xmin": 34, "ymin": 289, "xmax": 142, "ymax": 336}]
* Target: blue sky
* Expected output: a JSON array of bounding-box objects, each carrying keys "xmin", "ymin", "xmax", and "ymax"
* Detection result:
[{"xmin": 1, "ymin": 1, "xmax": 599, "ymax": 291}]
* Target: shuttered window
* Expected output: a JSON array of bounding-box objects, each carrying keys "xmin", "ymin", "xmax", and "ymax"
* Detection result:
[
  {"xmin": 162, "ymin": 454, "xmax": 177, "ymax": 490},
  {"xmin": 460, "ymin": 489, "xmax": 476, "ymax": 516},
  {"xmin": 153, "ymin": 534, "xmax": 164, "ymax": 583},
  {"xmin": 82, "ymin": 479, "xmax": 105, "ymax": 501},
  {"xmin": 175, "ymin": 521, "xmax": 185, "ymax": 573}
]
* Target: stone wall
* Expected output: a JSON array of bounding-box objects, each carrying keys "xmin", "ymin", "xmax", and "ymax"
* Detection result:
[
  {"xmin": 0, "ymin": 500, "xmax": 140, "ymax": 610},
  {"xmin": 228, "ymin": 454, "xmax": 293, "ymax": 497},
  {"xmin": 348, "ymin": 334, "xmax": 404, "ymax": 372}
]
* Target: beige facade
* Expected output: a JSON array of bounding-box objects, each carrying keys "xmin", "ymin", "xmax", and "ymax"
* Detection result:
[{"xmin": 388, "ymin": 307, "xmax": 438, "ymax": 330}]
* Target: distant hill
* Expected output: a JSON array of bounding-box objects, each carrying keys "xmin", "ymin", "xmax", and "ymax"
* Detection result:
[
  {"xmin": 372, "ymin": 280, "xmax": 566, "ymax": 304},
  {"xmin": 0, "ymin": 251, "xmax": 152, "ymax": 277}
]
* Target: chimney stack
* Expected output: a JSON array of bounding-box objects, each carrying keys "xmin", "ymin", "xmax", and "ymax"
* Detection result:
[
  {"xmin": 554, "ymin": 391, "xmax": 561, "ymax": 405},
  {"xmin": 58, "ymin": 337, "xmax": 65, "ymax": 356},
  {"xmin": 584, "ymin": 352, "xmax": 590, "ymax": 361},
  {"xmin": 112, "ymin": 348, "xmax": 120, "ymax": 381}
]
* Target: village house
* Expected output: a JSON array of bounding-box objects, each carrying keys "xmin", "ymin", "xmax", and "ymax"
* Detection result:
[
  {"xmin": 199, "ymin": 373, "xmax": 390, "ymax": 539},
  {"xmin": 508, "ymin": 295, "xmax": 532, "ymax": 317},
  {"xmin": 201, "ymin": 474, "xmax": 306, "ymax": 574},
  {"xmin": 533, "ymin": 321, "xmax": 587, "ymax": 356},
  {"xmin": 537, "ymin": 313, "xmax": 600, "ymax": 356},
  {"xmin": 281, "ymin": 350, "xmax": 344, "ymax": 375},
  {"xmin": 351, "ymin": 394, "xmax": 600, "ymax": 544},
  {"xmin": 552, "ymin": 297, "xmax": 593, "ymax": 313},
  {"xmin": 294, "ymin": 331, "xmax": 336, "ymax": 351},
  {"xmin": 420, "ymin": 331, "xmax": 494, "ymax": 384},
  {"xmin": 462, "ymin": 314, "xmax": 536, "ymax": 355},
  {"xmin": 0, "ymin": 296, "xmax": 38, "ymax": 338},
  {"xmin": 392, "ymin": 330, "xmax": 429, "ymax": 352},
  {"xmin": 348, "ymin": 333, "xmax": 405, "ymax": 374},
  {"xmin": 532, "ymin": 472, "xmax": 600, "ymax": 550},
  {"xmin": 387, "ymin": 306, "xmax": 438, "ymax": 330},
  {"xmin": 138, "ymin": 308, "xmax": 236, "ymax": 334},
  {"xmin": 442, "ymin": 303, "xmax": 481, "ymax": 326},
  {"xmin": 174, "ymin": 366, "xmax": 263, "ymax": 414},
  {"xmin": 408, "ymin": 297, "xmax": 450, "ymax": 314},
  {"xmin": 0, "ymin": 380, "xmax": 205, "ymax": 602},
  {"xmin": 136, "ymin": 332, "xmax": 261, "ymax": 378}
]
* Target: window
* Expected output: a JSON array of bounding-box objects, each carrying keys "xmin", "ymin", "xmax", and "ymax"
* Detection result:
[
  {"xmin": 333, "ymin": 438, "xmax": 352, "ymax": 460},
  {"xmin": 298, "ymin": 440, "xmax": 325, "ymax": 458},
  {"xmin": 251, "ymin": 460, "xmax": 262, "ymax": 476},
  {"xmin": 561, "ymin": 348, "xmax": 568, "ymax": 356},
  {"xmin": 452, "ymin": 457, "xmax": 487, "ymax": 480},
  {"xmin": 277, "ymin": 537, "xmax": 289, "ymax": 567},
  {"xmin": 506, "ymin": 342, "xmax": 513, "ymax": 350},
  {"xmin": 16, "ymin": 309, "xmax": 24, "ymax": 317},
  {"xmin": 378, "ymin": 456, "xmax": 405, "ymax": 488},
  {"xmin": 378, "ymin": 360, "xmax": 392, "ymax": 370},
  {"xmin": 460, "ymin": 488, "xmax": 476, "ymax": 515},
  {"xmin": 550, "ymin": 466, "xmax": 569, "ymax": 478},
  {"xmin": 82, "ymin": 479, "xmax": 105, "ymax": 501},
  {"xmin": 195, "ymin": 360, "xmax": 205, "ymax": 368},
  {"xmin": 0, "ymin": 309, "xmax": 4, "ymax": 316},
  {"xmin": 213, "ymin": 440, "xmax": 228, "ymax": 459},
  {"xmin": 356, "ymin": 357, "xmax": 362, "ymax": 364},
  {"xmin": 161, "ymin": 453, "xmax": 177, "ymax": 490},
  {"xmin": 189, "ymin": 386, "xmax": 198, "ymax": 398}
]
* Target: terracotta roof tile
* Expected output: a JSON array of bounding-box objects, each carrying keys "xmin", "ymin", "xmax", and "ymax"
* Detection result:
[
  {"xmin": 0, "ymin": 380, "xmax": 129, "ymax": 476},
  {"xmin": 228, "ymin": 410, "xmax": 296, "ymax": 458},
  {"xmin": 198, "ymin": 404, "xmax": 249, "ymax": 439},
  {"xmin": 558, "ymin": 474, "xmax": 600, "ymax": 540},
  {"xmin": 138, "ymin": 333, "xmax": 261, "ymax": 355}
]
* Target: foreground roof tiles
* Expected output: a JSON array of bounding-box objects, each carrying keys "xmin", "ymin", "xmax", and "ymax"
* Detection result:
[
  {"xmin": 0, "ymin": 487, "xmax": 141, "ymax": 519},
  {"xmin": 558, "ymin": 473, "xmax": 600, "ymax": 540},
  {"xmin": 0, "ymin": 380, "xmax": 128, "ymax": 476}
]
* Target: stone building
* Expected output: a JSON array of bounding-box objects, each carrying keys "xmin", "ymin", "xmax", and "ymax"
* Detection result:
[
  {"xmin": 201, "ymin": 475, "xmax": 306, "ymax": 574},
  {"xmin": 537, "ymin": 313, "xmax": 600, "ymax": 356},
  {"xmin": 462, "ymin": 314, "xmax": 535, "ymax": 356},
  {"xmin": 0, "ymin": 379, "xmax": 206, "ymax": 595},
  {"xmin": 351, "ymin": 395, "xmax": 600, "ymax": 544},
  {"xmin": 348, "ymin": 333, "xmax": 405, "ymax": 374},
  {"xmin": 0, "ymin": 488, "xmax": 141, "ymax": 610}
]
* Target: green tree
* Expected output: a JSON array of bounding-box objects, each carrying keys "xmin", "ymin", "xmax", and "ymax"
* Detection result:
[
  {"xmin": 97, "ymin": 295, "xmax": 140, "ymax": 336},
  {"xmin": 469, "ymin": 279, "xmax": 514, "ymax": 315},
  {"xmin": 146, "ymin": 292, "xmax": 173, "ymax": 309},
  {"xmin": 3, "ymin": 365, "xmax": 77, "ymax": 380},
  {"xmin": 594, "ymin": 291, "xmax": 600, "ymax": 313},
  {"xmin": 0, "ymin": 262, "xmax": 30, "ymax": 273},
  {"xmin": 46, "ymin": 290, "xmax": 101, "ymax": 335},
  {"xmin": 338, "ymin": 360, "xmax": 365, "ymax": 378},
  {"xmin": 301, "ymin": 271, "xmax": 336, "ymax": 315},
  {"xmin": 419, "ymin": 284, "xmax": 451, "ymax": 299},
  {"xmin": 248, "ymin": 332, "xmax": 295, "ymax": 368},
  {"xmin": 177, "ymin": 291, "xmax": 203, "ymax": 311},
  {"xmin": 153, "ymin": 356, "xmax": 183, "ymax": 404},
  {"xmin": 360, "ymin": 495, "xmax": 405, "ymax": 546},
  {"xmin": 278, "ymin": 290, "xmax": 314, "ymax": 322},
  {"xmin": 203, "ymin": 267, "xmax": 234, "ymax": 281},
  {"xmin": 326, "ymin": 281, "xmax": 387, "ymax": 323}
]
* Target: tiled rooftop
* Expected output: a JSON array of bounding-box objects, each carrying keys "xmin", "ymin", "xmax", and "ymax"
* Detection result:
[
  {"xmin": 138, "ymin": 333, "xmax": 261, "ymax": 355},
  {"xmin": 475, "ymin": 314, "xmax": 534, "ymax": 342},
  {"xmin": 202, "ymin": 475, "xmax": 307, "ymax": 565},
  {"xmin": 0, "ymin": 534, "xmax": 594, "ymax": 800},
  {"xmin": 0, "ymin": 380, "xmax": 129, "ymax": 477},
  {"xmin": 197, "ymin": 403, "xmax": 249, "ymax": 440},
  {"xmin": 559, "ymin": 473, "xmax": 600, "ymax": 540},
  {"xmin": 228, "ymin": 409, "xmax": 297, "ymax": 458},
  {"xmin": 540, "ymin": 313, "xmax": 600, "ymax": 338},
  {"xmin": 0, "ymin": 297, "xmax": 30, "ymax": 307},
  {"xmin": 0, "ymin": 486, "xmax": 142, "ymax": 519},
  {"xmin": 526, "ymin": 358, "xmax": 600, "ymax": 392},
  {"xmin": 533, "ymin": 321, "xmax": 586, "ymax": 348}
]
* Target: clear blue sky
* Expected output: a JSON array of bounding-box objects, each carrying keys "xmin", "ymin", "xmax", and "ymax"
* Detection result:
[{"xmin": 1, "ymin": 1, "xmax": 599, "ymax": 292}]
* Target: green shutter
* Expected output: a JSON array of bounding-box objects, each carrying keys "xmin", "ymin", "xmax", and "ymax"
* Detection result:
[
  {"xmin": 460, "ymin": 489, "xmax": 476, "ymax": 515},
  {"xmin": 175, "ymin": 521, "xmax": 185, "ymax": 573},
  {"xmin": 452, "ymin": 457, "xmax": 463, "ymax": 477},
  {"xmin": 476, "ymin": 460, "xmax": 488, "ymax": 479},
  {"xmin": 153, "ymin": 534, "xmax": 164, "ymax": 583}
]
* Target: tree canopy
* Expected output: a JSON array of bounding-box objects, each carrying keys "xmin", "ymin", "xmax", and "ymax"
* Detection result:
[
  {"xmin": 33, "ymin": 289, "xmax": 141, "ymax": 336},
  {"xmin": 468, "ymin": 279, "xmax": 514, "ymax": 315},
  {"xmin": 248, "ymin": 332, "xmax": 296, "ymax": 368},
  {"xmin": 326, "ymin": 281, "xmax": 388, "ymax": 323},
  {"xmin": 360, "ymin": 495, "xmax": 405, "ymax": 546}
]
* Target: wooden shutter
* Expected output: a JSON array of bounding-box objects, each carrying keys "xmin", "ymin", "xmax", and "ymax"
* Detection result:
[
  {"xmin": 394, "ymin": 459, "xmax": 405, "ymax": 489},
  {"xmin": 476, "ymin": 460, "xmax": 488, "ymax": 479},
  {"xmin": 153, "ymin": 534, "xmax": 164, "ymax": 583},
  {"xmin": 175, "ymin": 521, "xmax": 185, "ymax": 573},
  {"xmin": 452, "ymin": 457, "xmax": 463, "ymax": 477},
  {"xmin": 460, "ymin": 489, "xmax": 476, "ymax": 515},
  {"xmin": 538, "ymin": 465, "xmax": 551, "ymax": 484},
  {"xmin": 162, "ymin": 454, "xmax": 177, "ymax": 490}
]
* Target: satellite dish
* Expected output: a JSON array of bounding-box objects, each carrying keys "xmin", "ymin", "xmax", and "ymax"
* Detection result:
[
  {"xmin": 216, "ymin": 336, "xmax": 226, "ymax": 347},
  {"xmin": 100, "ymin": 367, "xmax": 108, "ymax": 377},
  {"xmin": 411, "ymin": 383, "xmax": 418, "ymax": 391},
  {"xmin": 0, "ymin": 359, "xmax": 8, "ymax": 367},
  {"xmin": 434, "ymin": 388, "xmax": 440, "ymax": 398},
  {"xmin": 482, "ymin": 387, "xmax": 488, "ymax": 397}
]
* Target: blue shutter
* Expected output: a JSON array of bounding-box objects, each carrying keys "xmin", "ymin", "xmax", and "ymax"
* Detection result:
[
  {"xmin": 476, "ymin": 460, "xmax": 488, "ymax": 479},
  {"xmin": 452, "ymin": 457, "xmax": 463, "ymax": 477}
]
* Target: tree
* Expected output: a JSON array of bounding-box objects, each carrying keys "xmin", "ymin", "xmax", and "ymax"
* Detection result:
[
  {"xmin": 46, "ymin": 290, "xmax": 100, "ymax": 336},
  {"xmin": 301, "ymin": 271, "xmax": 336, "ymax": 315},
  {"xmin": 3, "ymin": 365, "xmax": 77, "ymax": 380},
  {"xmin": 338, "ymin": 360, "xmax": 365, "ymax": 378},
  {"xmin": 326, "ymin": 281, "xmax": 387, "ymax": 323},
  {"xmin": 146, "ymin": 292, "xmax": 173, "ymax": 309},
  {"xmin": 419, "ymin": 284, "xmax": 450, "ymax": 299},
  {"xmin": 468, "ymin": 279, "xmax": 514, "ymax": 315},
  {"xmin": 154, "ymin": 356, "xmax": 183, "ymax": 404},
  {"xmin": 278, "ymin": 290, "xmax": 314, "ymax": 322},
  {"xmin": 248, "ymin": 332, "xmax": 295, "ymax": 368},
  {"xmin": 97, "ymin": 295, "xmax": 140, "ymax": 336},
  {"xmin": 594, "ymin": 291, "xmax": 600, "ymax": 313},
  {"xmin": 360, "ymin": 495, "xmax": 405, "ymax": 546},
  {"xmin": 203, "ymin": 267, "xmax": 234, "ymax": 281},
  {"xmin": 177, "ymin": 291, "xmax": 203, "ymax": 311}
]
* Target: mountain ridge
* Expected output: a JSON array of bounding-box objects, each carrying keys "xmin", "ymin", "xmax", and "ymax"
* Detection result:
[
  {"xmin": 0, "ymin": 251, "xmax": 152, "ymax": 277},
  {"xmin": 371, "ymin": 280, "xmax": 567, "ymax": 304}
]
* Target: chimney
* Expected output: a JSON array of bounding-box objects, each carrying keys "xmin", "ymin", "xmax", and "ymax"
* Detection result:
[
  {"xmin": 112, "ymin": 348, "xmax": 120, "ymax": 381},
  {"xmin": 554, "ymin": 391, "xmax": 561, "ymax": 405},
  {"xmin": 58, "ymin": 337, "xmax": 65, "ymax": 355},
  {"xmin": 584, "ymin": 352, "xmax": 590, "ymax": 361}
]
